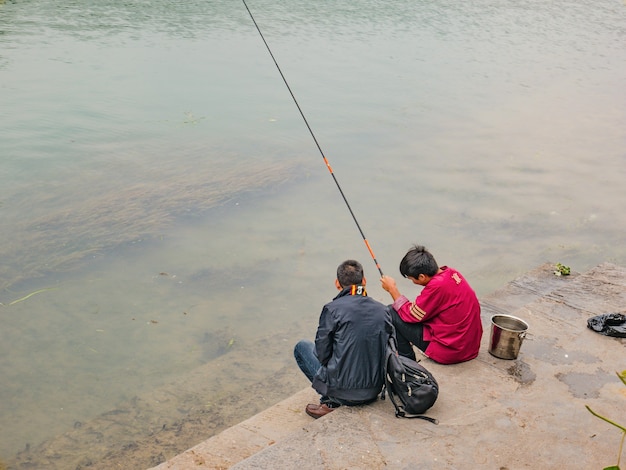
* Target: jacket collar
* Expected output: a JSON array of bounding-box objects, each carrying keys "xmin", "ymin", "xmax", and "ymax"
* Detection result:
[{"xmin": 334, "ymin": 285, "xmax": 367, "ymax": 299}]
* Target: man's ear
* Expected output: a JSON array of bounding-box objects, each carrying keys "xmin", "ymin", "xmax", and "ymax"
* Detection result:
[
  {"xmin": 362, "ymin": 276, "xmax": 367, "ymax": 287},
  {"xmin": 335, "ymin": 279, "xmax": 342, "ymax": 290}
]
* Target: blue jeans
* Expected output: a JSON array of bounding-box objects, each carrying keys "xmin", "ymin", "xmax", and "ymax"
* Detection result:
[
  {"xmin": 293, "ymin": 339, "xmax": 375, "ymax": 407},
  {"xmin": 294, "ymin": 339, "xmax": 320, "ymax": 383}
]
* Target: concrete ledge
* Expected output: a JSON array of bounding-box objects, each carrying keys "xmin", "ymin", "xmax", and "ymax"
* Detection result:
[
  {"xmin": 151, "ymin": 262, "xmax": 626, "ymax": 469},
  {"xmin": 151, "ymin": 388, "xmax": 319, "ymax": 470}
]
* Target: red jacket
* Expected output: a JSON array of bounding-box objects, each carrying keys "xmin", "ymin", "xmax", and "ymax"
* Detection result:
[{"xmin": 392, "ymin": 266, "xmax": 482, "ymax": 364}]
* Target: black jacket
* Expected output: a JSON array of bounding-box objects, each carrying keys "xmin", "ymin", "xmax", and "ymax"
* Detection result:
[{"xmin": 312, "ymin": 286, "xmax": 392, "ymax": 402}]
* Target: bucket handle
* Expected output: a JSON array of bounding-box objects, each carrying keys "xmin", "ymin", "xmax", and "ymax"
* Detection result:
[{"xmin": 519, "ymin": 331, "xmax": 527, "ymax": 341}]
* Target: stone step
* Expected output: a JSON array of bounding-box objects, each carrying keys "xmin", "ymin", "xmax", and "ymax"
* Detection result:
[{"xmin": 151, "ymin": 262, "xmax": 626, "ymax": 469}]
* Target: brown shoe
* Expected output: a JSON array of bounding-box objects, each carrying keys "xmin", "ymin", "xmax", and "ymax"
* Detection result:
[{"xmin": 305, "ymin": 403, "xmax": 336, "ymax": 419}]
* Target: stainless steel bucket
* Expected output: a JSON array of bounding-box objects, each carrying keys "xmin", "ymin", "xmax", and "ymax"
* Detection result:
[{"xmin": 488, "ymin": 314, "xmax": 529, "ymax": 360}]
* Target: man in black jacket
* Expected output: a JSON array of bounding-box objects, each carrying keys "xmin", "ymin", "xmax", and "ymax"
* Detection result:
[{"xmin": 294, "ymin": 260, "xmax": 392, "ymax": 418}]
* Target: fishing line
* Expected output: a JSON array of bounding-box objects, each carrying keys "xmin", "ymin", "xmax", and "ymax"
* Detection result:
[{"xmin": 241, "ymin": 0, "xmax": 384, "ymax": 276}]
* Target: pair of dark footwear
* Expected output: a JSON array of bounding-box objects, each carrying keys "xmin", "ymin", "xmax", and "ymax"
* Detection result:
[{"xmin": 305, "ymin": 403, "xmax": 338, "ymax": 419}]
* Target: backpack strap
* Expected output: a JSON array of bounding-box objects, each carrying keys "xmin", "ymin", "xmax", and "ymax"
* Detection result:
[{"xmin": 395, "ymin": 411, "xmax": 439, "ymax": 424}]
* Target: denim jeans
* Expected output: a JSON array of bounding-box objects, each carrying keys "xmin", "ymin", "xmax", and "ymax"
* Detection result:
[
  {"xmin": 293, "ymin": 339, "xmax": 320, "ymax": 383},
  {"xmin": 293, "ymin": 339, "xmax": 376, "ymax": 407}
]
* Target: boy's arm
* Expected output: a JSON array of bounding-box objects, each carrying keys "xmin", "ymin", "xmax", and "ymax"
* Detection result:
[{"xmin": 381, "ymin": 275, "xmax": 421, "ymax": 323}]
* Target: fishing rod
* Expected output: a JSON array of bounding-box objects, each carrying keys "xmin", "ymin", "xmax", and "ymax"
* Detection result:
[{"xmin": 241, "ymin": 0, "xmax": 384, "ymax": 277}]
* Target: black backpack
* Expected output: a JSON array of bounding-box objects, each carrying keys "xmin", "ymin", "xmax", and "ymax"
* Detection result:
[{"xmin": 381, "ymin": 335, "xmax": 439, "ymax": 424}]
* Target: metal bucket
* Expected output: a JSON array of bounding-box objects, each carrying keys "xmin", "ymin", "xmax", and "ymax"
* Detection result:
[{"xmin": 488, "ymin": 314, "xmax": 529, "ymax": 360}]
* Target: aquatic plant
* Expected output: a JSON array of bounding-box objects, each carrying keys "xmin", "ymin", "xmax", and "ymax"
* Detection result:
[
  {"xmin": 586, "ymin": 370, "xmax": 626, "ymax": 470},
  {"xmin": 554, "ymin": 263, "xmax": 571, "ymax": 276}
]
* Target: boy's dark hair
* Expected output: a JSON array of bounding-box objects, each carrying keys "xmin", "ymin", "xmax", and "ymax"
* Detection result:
[
  {"xmin": 399, "ymin": 245, "xmax": 439, "ymax": 278},
  {"xmin": 337, "ymin": 260, "xmax": 364, "ymax": 287}
]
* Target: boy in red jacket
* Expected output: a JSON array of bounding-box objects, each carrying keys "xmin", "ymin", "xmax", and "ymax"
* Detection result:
[{"xmin": 381, "ymin": 245, "xmax": 482, "ymax": 364}]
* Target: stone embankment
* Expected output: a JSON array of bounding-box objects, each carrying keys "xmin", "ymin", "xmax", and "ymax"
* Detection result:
[{"xmin": 151, "ymin": 262, "xmax": 626, "ymax": 469}]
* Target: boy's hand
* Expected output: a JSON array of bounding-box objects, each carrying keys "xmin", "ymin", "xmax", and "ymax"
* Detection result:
[
  {"xmin": 381, "ymin": 275, "xmax": 402, "ymax": 301},
  {"xmin": 380, "ymin": 275, "xmax": 396, "ymax": 292}
]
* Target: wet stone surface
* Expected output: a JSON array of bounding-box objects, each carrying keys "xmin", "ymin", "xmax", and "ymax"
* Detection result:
[
  {"xmin": 555, "ymin": 369, "xmax": 618, "ymax": 399},
  {"xmin": 526, "ymin": 336, "xmax": 600, "ymax": 365},
  {"xmin": 506, "ymin": 360, "xmax": 536, "ymax": 385}
]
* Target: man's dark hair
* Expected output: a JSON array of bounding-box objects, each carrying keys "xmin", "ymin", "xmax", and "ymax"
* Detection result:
[
  {"xmin": 399, "ymin": 245, "xmax": 438, "ymax": 278},
  {"xmin": 337, "ymin": 260, "xmax": 364, "ymax": 287}
]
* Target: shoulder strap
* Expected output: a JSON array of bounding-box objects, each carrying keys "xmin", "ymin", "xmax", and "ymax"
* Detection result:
[{"xmin": 397, "ymin": 412, "xmax": 439, "ymax": 424}]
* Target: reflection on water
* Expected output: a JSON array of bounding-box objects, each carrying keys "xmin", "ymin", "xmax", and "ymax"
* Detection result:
[{"xmin": 1, "ymin": 0, "xmax": 625, "ymax": 466}]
